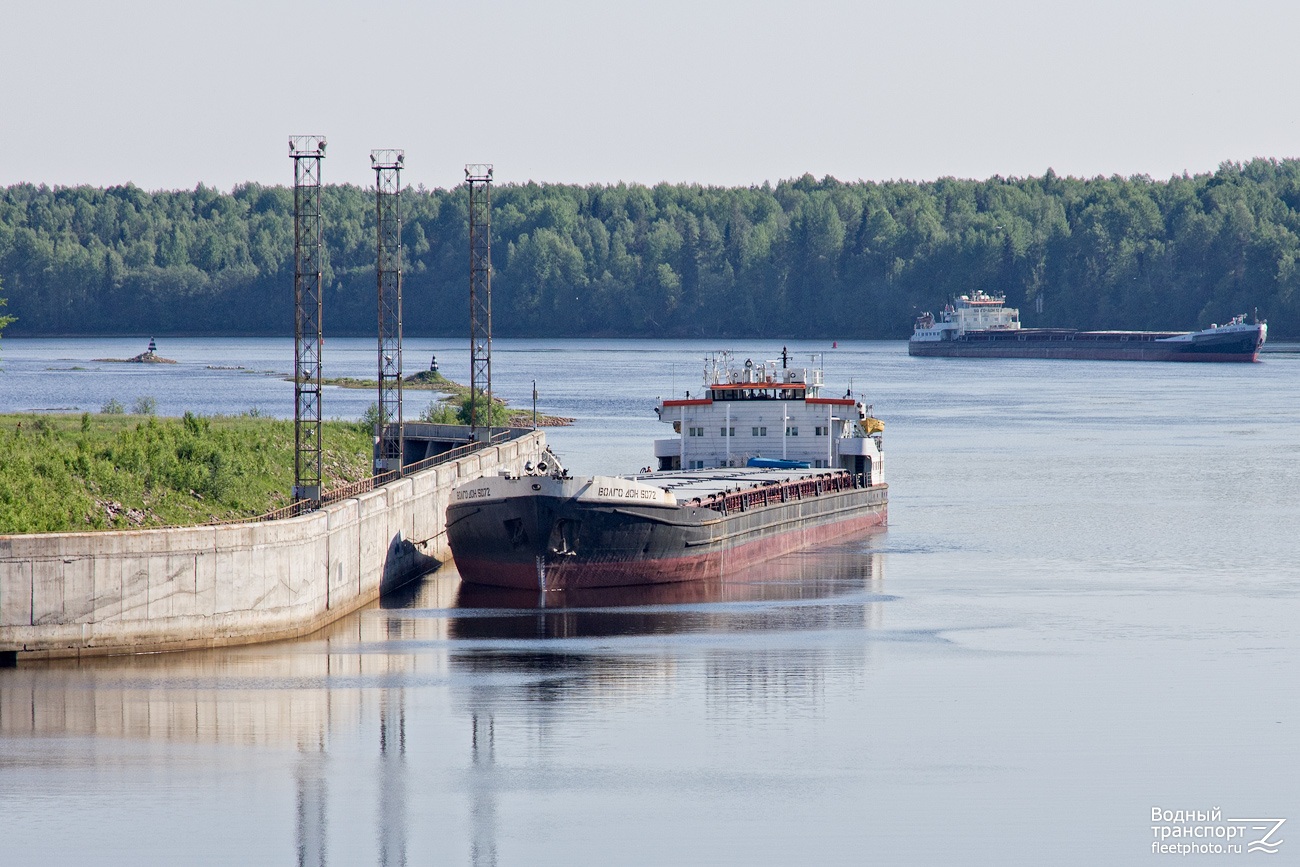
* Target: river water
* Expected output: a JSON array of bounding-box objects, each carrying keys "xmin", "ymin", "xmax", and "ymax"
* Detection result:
[{"xmin": 1, "ymin": 338, "xmax": 1297, "ymax": 865}]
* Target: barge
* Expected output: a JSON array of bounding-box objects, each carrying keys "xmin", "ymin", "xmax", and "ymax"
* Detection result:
[
  {"xmin": 446, "ymin": 351, "xmax": 888, "ymax": 590},
  {"xmin": 909, "ymin": 292, "xmax": 1266, "ymax": 362}
]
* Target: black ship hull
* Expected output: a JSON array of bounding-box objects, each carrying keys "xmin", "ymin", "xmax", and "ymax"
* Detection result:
[
  {"xmin": 447, "ymin": 478, "xmax": 887, "ymax": 591},
  {"xmin": 909, "ymin": 323, "xmax": 1265, "ymax": 362}
]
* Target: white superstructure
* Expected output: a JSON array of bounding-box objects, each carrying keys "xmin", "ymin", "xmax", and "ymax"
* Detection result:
[
  {"xmin": 911, "ymin": 291, "xmax": 1021, "ymax": 342},
  {"xmin": 652, "ymin": 351, "xmax": 884, "ymax": 484}
]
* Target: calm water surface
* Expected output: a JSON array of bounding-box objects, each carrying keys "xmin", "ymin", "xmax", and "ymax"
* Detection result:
[{"xmin": 2, "ymin": 338, "xmax": 1298, "ymax": 865}]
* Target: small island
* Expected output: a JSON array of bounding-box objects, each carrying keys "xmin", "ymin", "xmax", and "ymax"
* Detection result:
[
  {"xmin": 316, "ymin": 368, "xmax": 464, "ymax": 393},
  {"xmin": 94, "ymin": 338, "xmax": 178, "ymax": 364},
  {"xmin": 310, "ymin": 358, "xmax": 574, "ymax": 427}
]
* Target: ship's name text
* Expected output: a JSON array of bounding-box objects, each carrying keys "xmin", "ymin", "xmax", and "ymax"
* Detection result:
[{"xmin": 596, "ymin": 486, "xmax": 660, "ymax": 500}]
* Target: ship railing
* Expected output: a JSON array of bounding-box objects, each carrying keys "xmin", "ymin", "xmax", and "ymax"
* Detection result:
[{"xmin": 703, "ymin": 469, "xmax": 863, "ymax": 515}]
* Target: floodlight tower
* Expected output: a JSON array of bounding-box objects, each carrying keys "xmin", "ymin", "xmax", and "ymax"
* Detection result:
[
  {"xmin": 290, "ymin": 135, "xmax": 326, "ymax": 502},
  {"xmin": 466, "ymin": 164, "xmax": 493, "ymax": 437},
  {"xmin": 372, "ymin": 148, "xmax": 405, "ymax": 474}
]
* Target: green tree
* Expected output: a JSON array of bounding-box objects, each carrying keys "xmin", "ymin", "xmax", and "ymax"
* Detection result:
[
  {"xmin": 0, "ymin": 274, "xmax": 13, "ymax": 340},
  {"xmin": 3, "ymin": 166, "xmax": 1300, "ymax": 339},
  {"xmin": 457, "ymin": 394, "xmax": 508, "ymax": 427}
]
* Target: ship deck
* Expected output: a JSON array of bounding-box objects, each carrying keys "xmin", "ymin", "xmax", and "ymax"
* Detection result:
[
  {"xmin": 618, "ymin": 466, "xmax": 846, "ymax": 501},
  {"xmin": 953, "ymin": 328, "xmax": 1185, "ymax": 342}
]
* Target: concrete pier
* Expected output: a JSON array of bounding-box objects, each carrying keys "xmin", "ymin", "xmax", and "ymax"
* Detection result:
[{"xmin": 0, "ymin": 430, "xmax": 546, "ymax": 662}]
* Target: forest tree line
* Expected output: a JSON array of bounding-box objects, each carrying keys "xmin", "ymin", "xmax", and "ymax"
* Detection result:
[{"xmin": 2, "ymin": 158, "xmax": 1299, "ymax": 340}]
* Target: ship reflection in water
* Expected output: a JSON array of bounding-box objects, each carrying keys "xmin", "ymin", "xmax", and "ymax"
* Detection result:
[
  {"xmin": 447, "ymin": 544, "xmax": 888, "ymax": 639},
  {"xmin": 0, "ymin": 534, "xmax": 888, "ymax": 866}
]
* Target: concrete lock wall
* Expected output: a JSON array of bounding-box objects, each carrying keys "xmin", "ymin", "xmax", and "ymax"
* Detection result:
[{"xmin": 0, "ymin": 431, "xmax": 546, "ymax": 661}]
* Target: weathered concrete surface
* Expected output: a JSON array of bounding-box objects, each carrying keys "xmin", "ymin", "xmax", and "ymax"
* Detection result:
[
  {"xmin": 0, "ymin": 431, "xmax": 546, "ymax": 661},
  {"xmin": 0, "ymin": 574, "xmax": 463, "ymax": 742}
]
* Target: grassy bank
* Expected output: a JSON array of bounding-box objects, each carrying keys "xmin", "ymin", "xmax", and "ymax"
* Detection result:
[{"xmin": 0, "ymin": 412, "xmax": 372, "ymax": 534}]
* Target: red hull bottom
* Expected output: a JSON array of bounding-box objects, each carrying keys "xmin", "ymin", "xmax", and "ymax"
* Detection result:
[{"xmin": 454, "ymin": 506, "xmax": 887, "ymax": 591}]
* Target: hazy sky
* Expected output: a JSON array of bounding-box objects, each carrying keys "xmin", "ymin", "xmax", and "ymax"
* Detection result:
[{"xmin": 3, "ymin": 0, "xmax": 1297, "ymax": 191}]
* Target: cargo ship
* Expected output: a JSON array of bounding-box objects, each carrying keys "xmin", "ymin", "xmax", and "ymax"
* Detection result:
[
  {"xmin": 909, "ymin": 292, "xmax": 1267, "ymax": 362},
  {"xmin": 446, "ymin": 351, "xmax": 887, "ymax": 590}
]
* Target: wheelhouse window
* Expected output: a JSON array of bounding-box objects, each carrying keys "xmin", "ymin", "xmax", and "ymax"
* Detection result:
[{"xmin": 711, "ymin": 387, "xmax": 805, "ymax": 401}]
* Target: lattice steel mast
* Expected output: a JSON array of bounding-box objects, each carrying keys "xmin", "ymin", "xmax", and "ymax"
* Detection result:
[
  {"xmin": 372, "ymin": 149, "xmax": 405, "ymax": 473},
  {"xmin": 466, "ymin": 164, "xmax": 493, "ymax": 437},
  {"xmin": 290, "ymin": 135, "xmax": 326, "ymax": 502}
]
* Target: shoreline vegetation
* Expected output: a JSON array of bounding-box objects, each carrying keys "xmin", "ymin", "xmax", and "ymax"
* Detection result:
[
  {"xmin": 0, "ymin": 372, "xmax": 568, "ymax": 534},
  {"xmin": 3, "ymin": 162, "xmax": 1300, "ymax": 342},
  {"xmin": 0, "ymin": 412, "xmax": 373, "ymax": 534}
]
